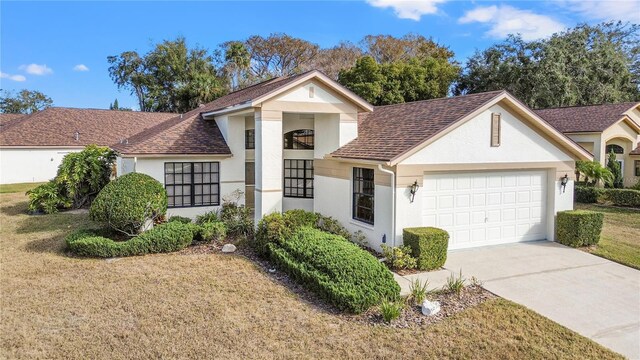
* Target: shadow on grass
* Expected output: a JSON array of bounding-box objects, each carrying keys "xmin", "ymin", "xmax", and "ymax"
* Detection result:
[
  {"xmin": 15, "ymin": 211, "xmax": 91, "ymax": 235},
  {"xmin": 0, "ymin": 200, "xmax": 29, "ymax": 216},
  {"xmin": 23, "ymin": 235, "xmax": 67, "ymax": 255}
]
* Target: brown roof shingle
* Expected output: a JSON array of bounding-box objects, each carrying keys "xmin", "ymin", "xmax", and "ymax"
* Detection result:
[
  {"xmin": 0, "ymin": 108, "xmax": 175, "ymax": 147},
  {"xmin": 535, "ymin": 102, "xmax": 639, "ymax": 133},
  {"xmin": 331, "ymin": 91, "xmax": 505, "ymax": 162},
  {"xmin": 0, "ymin": 113, "xmax": 25, "ymax": 126},
  {"xmin": 111, "ymin": 107, "xmax": 231, "ymax": 155}
]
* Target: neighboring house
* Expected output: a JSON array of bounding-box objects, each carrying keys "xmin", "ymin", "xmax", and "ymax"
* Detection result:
[
  {"xmin": 0, "ymin": 108, "xmax": 174, "ymax": 184},
  {"xmin": 110, "ymin": 70, "xmax": 590, "ymax": 251},
  {"xmin": 536, "ymin": 103, "xmax": 640, "ymax": 187}
]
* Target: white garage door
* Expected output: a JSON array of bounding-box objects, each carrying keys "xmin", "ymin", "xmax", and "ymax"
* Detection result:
[{"xmin": 422, "ymin": 170, "xmax": 547, "ymax": 250}]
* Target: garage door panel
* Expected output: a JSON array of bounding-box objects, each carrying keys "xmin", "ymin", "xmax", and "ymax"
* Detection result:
[{"xmin": 423, "ymin": 170, "xmax": 547, "ymax": 250}]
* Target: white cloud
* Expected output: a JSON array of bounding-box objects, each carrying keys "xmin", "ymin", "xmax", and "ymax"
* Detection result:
[
  {"xmin": 18, "ymin": 63, "xmax": 53, "ymax": 75},
  {"xmin": 0, "ymin": 72, "xmax": 26, "ymax": 82},
  {"xmin": 459, "ymin": 5, "xmax": 566, "ymax": 40},
  {"xmin": 366, "ymin": 0, "xmax": 448, "ymax": 21},
  {"xmin": 73, "ymin": 64, "xmax": 89, "ymax": 72},
  {"xmin": 556, "ymin": 0, "xmax": 640, "ymax": 23}
]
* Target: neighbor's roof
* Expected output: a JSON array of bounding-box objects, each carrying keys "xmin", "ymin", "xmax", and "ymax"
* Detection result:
[
  {"xmin": 0, "ymin": 107, "xmax": 174, "ymax": 147},
  {"xmin": 111, "ymin": 106, "xmax": 231, "ymax": 155},
  {"xmin": 534, "ymin": 102, "xmax": 640, "ymax": 133},
  {"xmin": 0, "ymin": 113, "xmax": 25, "ymax": 126},
  {"xmin": 331, "ymin": 91, "xmax": 505, "ymax": 162}
]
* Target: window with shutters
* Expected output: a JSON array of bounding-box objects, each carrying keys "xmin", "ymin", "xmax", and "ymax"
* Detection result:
[{"xmin": 491, "ymin": 113, "xmax": 501, "ymax": 147}]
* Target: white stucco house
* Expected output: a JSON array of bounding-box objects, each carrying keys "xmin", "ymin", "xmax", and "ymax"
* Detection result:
[
  {"xmin": 536, "ymin": 103, "xmax": 640, "ymax": 187},
  {"xmin": 1, "ymin": 70, "xmax": 596, "ymax": 251}
]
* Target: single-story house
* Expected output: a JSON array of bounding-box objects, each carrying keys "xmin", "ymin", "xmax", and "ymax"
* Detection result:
[
  {"xmin": 0, "ymin": 108, "xmax": 174, "ymax": 184},
  {"xmin": 535, "ymin": 102, "xmax": 640, "ymax": 187},
  {"xmin": 0, "ymin": 70, "xmax": 595, "ymax": 251}
]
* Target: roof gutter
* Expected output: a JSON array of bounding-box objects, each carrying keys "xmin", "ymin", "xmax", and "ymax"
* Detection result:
[
  {"xmin": 377, "ymin": 164, "xmax": 396, "ymax": 248},
  {"xmin": 201, "ymin": 103, "xmax": 253, "ymax": 118}
]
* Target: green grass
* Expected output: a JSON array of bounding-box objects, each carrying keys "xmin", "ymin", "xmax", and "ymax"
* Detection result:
[
  {"xmin": 576, "ymin": 204, "xmax": 640, "ymax": 269},
  {"xmin": 0, "ymin": 182, "xmax": 45, "ymax": 194}
]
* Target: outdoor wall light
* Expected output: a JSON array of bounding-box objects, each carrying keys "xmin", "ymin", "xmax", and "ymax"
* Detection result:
[
  {"xmin": 560, "ymin": 174, "xmax": 569, "ymax": 193},
  {"xmin": 409, "ymin": 180, "xmax": 420, "ymax": 203}
]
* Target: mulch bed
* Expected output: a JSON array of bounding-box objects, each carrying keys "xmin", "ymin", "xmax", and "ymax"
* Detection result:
[{"xmin": 350, "ymin": 285, "xmax": 495, "ymax": 328}]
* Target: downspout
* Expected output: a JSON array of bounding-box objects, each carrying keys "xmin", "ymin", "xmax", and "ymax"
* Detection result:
[
  {"xmin": 378, "ymin": 164, "xmax": 396, "ymax": 247},
  {"xmin": 133, "ymin": 157, "xmax": 137, "ymax": 173}
]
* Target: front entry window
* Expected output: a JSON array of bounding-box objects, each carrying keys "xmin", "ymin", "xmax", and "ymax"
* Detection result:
[
  {"xmin": 606, "ymin": 144, "xmax": 624, "ymax": 154},
  {"xmin": 284, "ymin": 129, "xmax": 314, "ymax": 149},
  {"xmin": 284, "ymin": 159, "xmax": 314, "ymax": 198},
  {"xmin": 353, "ymin": 167, "xmax": 374, "ymax": 225}
]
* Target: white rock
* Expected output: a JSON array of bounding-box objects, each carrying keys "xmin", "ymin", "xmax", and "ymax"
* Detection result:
[
  {"xmin": 421, "ymin": 299, "xmax": 441, "ymax": 316},
  {"xmin": 221, "ymin": 244, "xmax": 237, "ymax": 253}
]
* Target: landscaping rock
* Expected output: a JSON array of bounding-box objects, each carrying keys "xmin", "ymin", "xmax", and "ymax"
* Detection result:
[
  {"xmin": 421, "ymin": 299, "xmax": 441, "ymax": 316},
  {"xmin": 221, "ymin": 244, "xmax": 237, "ymax": 253}
]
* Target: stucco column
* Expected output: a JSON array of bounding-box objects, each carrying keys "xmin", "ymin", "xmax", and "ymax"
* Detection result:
[{"xmin": 254, "ymin": 109, "xmax": 283, "ymax": 222}]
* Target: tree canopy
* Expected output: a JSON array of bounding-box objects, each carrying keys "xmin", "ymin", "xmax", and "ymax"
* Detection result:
[
  {"xmin": 0, "ymin": 89, "xmax": 53, "ymax": 114},
  {"xmin": 107, "ymin": 37, "xmax": 226, "ymax": 113},
  {"xmin": 455, "ymin": 22, "xmax": 640, "ymax": 108}
]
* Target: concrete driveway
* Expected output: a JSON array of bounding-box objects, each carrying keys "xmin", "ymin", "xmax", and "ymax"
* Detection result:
[{"xmin": 443, "ymin": 241, "xmax": 640, "ymax": 359}]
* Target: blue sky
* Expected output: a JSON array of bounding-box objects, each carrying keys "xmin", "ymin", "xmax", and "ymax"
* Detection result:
[{"xmin": 1, "ymin": 0, "xmax": 638, "ymax": 110}]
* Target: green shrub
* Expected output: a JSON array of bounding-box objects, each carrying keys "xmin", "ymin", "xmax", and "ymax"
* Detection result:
[
  {"xmin": 66, "ymin": 222, "xmax": 193, "ymax": 257},
  {"xmin": 409, "ymin": 279, "xmax": 429, "ymax": 306},
  {"xmin": 631, "ymin": 179, "xmax": 640, "ymax": 191},
  {"xmin": 574, "ymin": 186, "xmax": 604, "ymax": 204},
  {"xmin": 380, "ymin": 299, "xmax": 403, "ymax": 323},
  {"xmin": 90, "ymin": 173, "xmax": 167, "ymax": 236},
  {"xmin": 403, "ymin": 227, "xmax": 449, "ymax": 271},
  {"xmin": 381, "ymin": 245, "xmax": 417, "ymax": 270},
  {"xmin": 556, "ymin": 210, "xmax": 604, "ymax": 247},
  {"xmin": 198, "ymin": 221, "xmax": 227, "ymax": 242},
  {"xmin": 219, "ymin": 202, "xmax": 254, "ymax": 237},
  {"xmin": 26, "ymin": 182, "xmax": 71, "ymax": 214},
  {"xmin": 196, "ymin": 210, "xmax": 219, "ymax": 225},
  {"xmin": 604, "ymin": 188, "xmax": 640, "ymax": 207},
  {"xmin": 26, "ymin": 145, "xmax": 115, "ymax": 214},
  {"xmin": 315, "ymin": 214, "xmax": 351, "ymax": 239},
  {"xmin": 445, "ymin": 270, "xmax": 465, "ymax": 298},
  {"xmin": 268, "ymin": 227, "xmax": 400, "ymax": 313},
  {"xmin": 255, "ymin": 212, "xmax": 290, "ymax": 255},
  {"xmin": 168, "ymin": 216, "xmax": 192, "ymax": 224}
]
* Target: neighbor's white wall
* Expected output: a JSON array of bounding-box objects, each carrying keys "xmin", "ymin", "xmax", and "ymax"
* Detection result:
[
  {"xmin": 403, "ymin": 104, "xmax": 574, "ymax": 165},
  {"xmin": 0, "ymin": 147, "xmax": 82, "ymax": 184},
  {"xmin": 132, "ymin": 156, "xmax": 243, "ymax": 219},
  {"xmin": 314, "ymin": 174, "xmax": 393, "ymax": 252}
]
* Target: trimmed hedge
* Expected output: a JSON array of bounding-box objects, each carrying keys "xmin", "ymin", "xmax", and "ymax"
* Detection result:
[
  {"xmin": 254, "ymin": 210, "xmax": 351, "ymax": 255},
  {"xmin": 574, "ymin": 186, "xmax": 604, "ymax": 204},
  {"xmin": 403, "ymin": 227, "xmax": 449, "ymax": 271},
  {"xmin": 90, "ymin": 173, "xmax": 168, "ymax": 235},
  {"xmin": 604, "ymin": 188, "xmax": 640, "ymax": 207},
  {"xmin": 66, "ymin": 222, "xmax": 193, "ymax": 257},
  {"xmin": 556, "ymin": 210, "xmax": 604, "ymax": 247},
  {"xmin": 268, "ymin": 227, "xmax": 400, "ymax": 313}
]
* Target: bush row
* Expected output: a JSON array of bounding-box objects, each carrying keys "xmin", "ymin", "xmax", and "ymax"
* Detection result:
[
  {"xmin": 556, "ymin": 210, "xmax": 604, "ymax": 247},
  {"xmin": 268, "ymin": 227, "xmax": 400, "ymax": 313},
  {"xmin": 66, "ymin": 222, "xmax": 194, "ymax": 258},
  {"xmin": 574, "ymin": 186, "xmax": 640, "ymax": 207}
]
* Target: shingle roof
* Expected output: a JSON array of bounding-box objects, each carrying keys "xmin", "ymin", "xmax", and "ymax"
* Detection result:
[
  {"xmin": 0, "ymin": 108, "xmax": 174, "ymax": 147},
  {"xmin": 0, "ymin": 113, "xmax": 25, "ymax": 125},
  {"xmin": 111, "ymin": 107, "xmax": 231, "ymax": 155},
  {"xmin": 631, "ymin": 145, "xmax": 640, "ymax": 156},
  {"xmin": 535, "ymin": 102, "xmax": 639, "ymax": 133},
  {"xmin": 331, "ymin": 91, "xmax": 505, "ymax": 161},
  {"xmin": 197, "ymin": 70, "xmax": 316, "ymax": 114}
]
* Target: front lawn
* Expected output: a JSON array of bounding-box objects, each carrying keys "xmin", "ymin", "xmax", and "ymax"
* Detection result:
[
  {"xmin": 0, "ymin": 192, "xmax": 622, "ymax": 359},
  {"xmin": 576, "ymin": 203, "xmax": 640, "ymax": 269}
]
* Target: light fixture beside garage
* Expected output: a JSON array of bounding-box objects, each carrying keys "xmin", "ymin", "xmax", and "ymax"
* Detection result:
[
  {"xmin": 560, "ymin": 174, "xmax": 569, "ymax": 193},
  {"xmin": 409, "ymin": 180, "xmax": 419, "ymax": 203}
]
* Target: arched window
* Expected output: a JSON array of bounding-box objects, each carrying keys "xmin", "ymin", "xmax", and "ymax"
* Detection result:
[
  {"xmin": 284, "ymin": 129, "xmax": 314, "ymax": 149},
  {"xmin": 606, "ymin": 144, "xmax": 624, "ymax": 154}
]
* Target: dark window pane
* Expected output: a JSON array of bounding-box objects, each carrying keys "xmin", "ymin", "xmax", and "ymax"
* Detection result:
[
  {"xmin": 283, "ymin": 159, "xmax": 314, "ymax": 198},
  {"xmin": 353, "ymin": 167, "xmax": 375, "ymax": 225}
]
